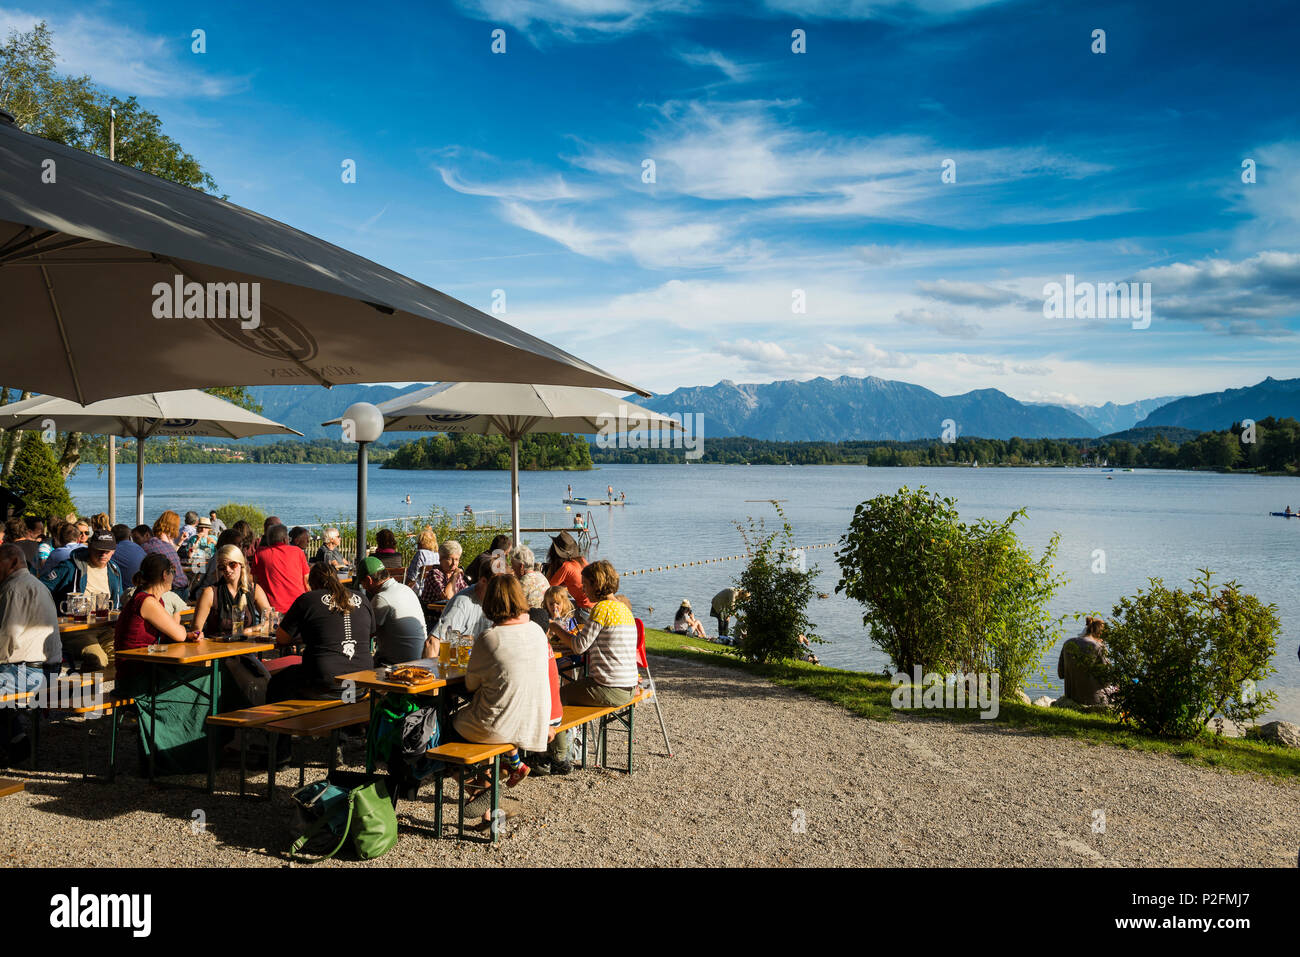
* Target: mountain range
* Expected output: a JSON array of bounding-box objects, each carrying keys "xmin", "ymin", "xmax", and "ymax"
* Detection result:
[{"xmin": 231, "ymin": 375, "xmax": 1300, "ymax": 445}]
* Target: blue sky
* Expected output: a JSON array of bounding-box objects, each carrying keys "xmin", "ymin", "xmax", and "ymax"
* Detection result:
[{"xmin": 8, "ymin": 0, "xmax": 1300, "ymax": 404}]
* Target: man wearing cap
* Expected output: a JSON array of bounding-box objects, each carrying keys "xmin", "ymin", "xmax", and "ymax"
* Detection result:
[
  {"xmin": 40, "ymin": 529, "xmax": 121, "ymax": 671},
  {"xmin": 359, "ymin": 557, "xmax": 429, "ymax": 666}
]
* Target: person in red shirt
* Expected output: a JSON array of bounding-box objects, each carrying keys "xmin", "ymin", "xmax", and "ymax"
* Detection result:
[
  {"xmin": 543, "ymin": 531, "xmax": 590, "ymax": 612},
  {"xmin": 251, "ymin": 524, "xmax": 310, "ymax": 613}
]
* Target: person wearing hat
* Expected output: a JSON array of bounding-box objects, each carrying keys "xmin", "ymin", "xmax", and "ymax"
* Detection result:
[
  {"xmin": 359, "ymin": 556, "xmax": 429, "ymax": 666},
  {"xmin": 670, "ymin": 599, "xmax": 708, "ymax": 639},
  {"xmin": 40, "ymin": 529, "xmax": 123, "ymax": 670},
  {"xmin": 543, "ymin": 530, "xmax": 590, "ymax": 613}
]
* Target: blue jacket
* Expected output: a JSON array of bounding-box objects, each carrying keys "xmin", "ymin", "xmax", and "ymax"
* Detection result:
[{"xmin": 40, "ymin": 554, "xmax": 124, "ymax": 607}]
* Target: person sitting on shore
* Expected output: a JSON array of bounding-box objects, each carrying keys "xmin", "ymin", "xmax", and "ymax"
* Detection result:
[
  {"xmin": 543, "ymin": 560, "xmax": 638, "ymax": 774},
  {"xmin": 543, "ymin": 531, "xmax": 590, "ymax": 615},
  {"xmin": 405, "ymin": 526, "xmax": 439, "ymax": 589},
  {"xmin": 268, "ymin": 563, "xmax": 375, "ymax": 702},
  {"xmin": 372, "ymin": 528, "xmax": 404, "ymax": 573},
  {"xmin": 449, "ymin": 573, "xmax": 552, "ymax": 789},
  {"xmin": 421, "ymin": 540, "xmax": 466, "ymax": 605},
  {"xmin": 252, "ymin": 524, "xmax": 311, "ymax": 614},
  {"xmin": 313, "ymin": 526, "xmax": 350, "ymax": 574},
  {"xmin": 192, "ymin": 544, "xmax": 273, "ymax": 706},
  {"xmin": 113, "ymin": 554, "xmax": 189, "ymax": 687},
  {"xmin": 425, "ymin": 554, "xmax": 495, "ymax": 652},
  {"xmin": 141, "ymin": 510, "xmax": 189, "ymax": 592},
  {"xmin": 0, "ymin": 543, "xmax": 61, "ymax": 766},
  {"xmin": 669, "ymin": 599, "xmax": 709, "ymax": 640},
  {"xmin": 359, "ymin": 556, "xmax": 428, "ymax": 666},
  {"xmin": 1057, "ymin": 616, "xmax": 1111, "ymax": 707}
]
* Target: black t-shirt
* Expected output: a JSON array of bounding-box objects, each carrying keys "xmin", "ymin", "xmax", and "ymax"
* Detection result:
[{"xmin": 281, "ymin": 588, "xmax": 375, "ymax": 694}]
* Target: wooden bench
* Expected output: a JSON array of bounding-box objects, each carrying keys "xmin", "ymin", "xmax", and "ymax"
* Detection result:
[
  {"xmin": 5, "ymin": 675, "xmax": 124, "ymax": 776},
  {"xmin": 555, "ymin": 688, "xmax": 654, "ymax": 773},
  {"xmin": 263, "ymin": 701, "xmax": 372, "ymax": 801},
  {"xmin": 424, "ymin": 740, "xmax": 515, "ymax": 844},
  {"xmin": 205, "ymin": 699, "xmax": 347, "ymax": 796},
  {"xmin": 0, "ymin": 778, "xmax": 24, "ymax": 798}
]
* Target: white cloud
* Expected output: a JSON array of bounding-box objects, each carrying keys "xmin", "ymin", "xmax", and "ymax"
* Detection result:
[
  {"xmin": 439, "ymin": 167, "xmax": 593, "ymax": 202},
  {"xmin": 0, "ymin": 9, "xmax": 250, "ymax": 98},
  {"xmin": 675, "ymin": 48, "xmax": 751, "ymax": 81},
  {"xmin": 762, "ymin": 0, "xmax": 1007, "ymax": 19},
  {"xmin": 915, "ymin": 278, "xmax": 1032, "ymax": 308},
  {"xmin": 452, "ymin": 0, "xmax": 701, "ymax": 41},
  {"xmin": 896, "ymin": 307, "xmax": 981, "ymax": 339},
  {"xmin": 1133, "ymin": 251, "xmax": 1300, "ymax": 329}
]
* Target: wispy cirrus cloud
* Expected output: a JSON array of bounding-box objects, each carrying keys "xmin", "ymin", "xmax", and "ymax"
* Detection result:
[
  {"xmin": 0, "ymin": 8, "xmax": 250, "ymax": 98},
  {"xmin": 896, "ymin": 307, "xmax": 981, "ymax": 339},
  {"xmin": 451, "ymin": 0, "xmax": 701, "ymax": 42},
  {"xmin": 915, "ymin": 278, "xmax": 1034, "ymax": 309}
]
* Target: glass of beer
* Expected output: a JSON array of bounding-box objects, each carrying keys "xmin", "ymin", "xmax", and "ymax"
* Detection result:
[
  {"xmin": 457, "ymin": 638, "xmax": 471, "ymax": 669},
  {"xmin": 93, "ymin": 593, "xmax": 110, "ymax": 622},
  {"xmin": 438, "ymin": 634, "xmax": 452, "ymax": 669}
]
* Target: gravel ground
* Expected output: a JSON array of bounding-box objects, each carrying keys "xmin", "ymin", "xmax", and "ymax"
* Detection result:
[{"xmin": 2, "ymin": 655, "xmax": 1298, "ymax": 867}]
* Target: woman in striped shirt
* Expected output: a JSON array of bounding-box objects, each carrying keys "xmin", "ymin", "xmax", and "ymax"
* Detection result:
[{"xmin": 541, "ymin": 559, "xmax": 638, "ymax": 774}]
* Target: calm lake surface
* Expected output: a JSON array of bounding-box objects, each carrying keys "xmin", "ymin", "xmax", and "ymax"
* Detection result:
[{"xmin": 68, "ymin": 462, "xmax": 1300, "ymax": 722}]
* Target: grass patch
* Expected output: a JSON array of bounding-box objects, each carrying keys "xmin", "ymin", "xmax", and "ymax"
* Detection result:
[{"xmin": 643, "ymin": 628, "xmax": 1300, "ymax": 781}]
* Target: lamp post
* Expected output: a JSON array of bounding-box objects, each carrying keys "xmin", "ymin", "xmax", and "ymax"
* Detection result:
[{"xmin": 343, "ymin": 402, "xmax": 384, "ymax": 568}]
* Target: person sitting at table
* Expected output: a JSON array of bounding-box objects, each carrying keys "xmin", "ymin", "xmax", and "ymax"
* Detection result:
[
  {"xmin": 421, "ymin": 553, "xmax": 494, "ymax": 656},
  {"xmin": 465, "ymin": 535, "xmax": 511, "ymax": 585},
  {"xmin": 510, "ymin": 544, "xmax": 549, "ymax": 610},
  {"xmin": 192, "ymin": 528, "xmax": 245, "ymax": 596},
  {"xmin": 183, "ymin": 516, "xmax": 218, "ymax": 580},
  {"xmin": 313, "ymin": 527, "xmax": 349, "ymax": 573},
  {"xmin": 111, "ymin": 523, "xmax": 145, "ymax": 584},
  {"xmin": 39, "ymin": 521, "xmax": 81, "ymax": 574},
  {"xmin": 267, "ymin": 563, "xmax": 375, "ymax": 702},
  {"xmin": 448, "ymin": 574, "xmax": 552, "ymax": 789},
  {"xmin": 141, "ymin": 510, "xmax": 189, "ymax": 592},
  {"xmin": 358, "ymin": 556, "xmax": 428, "ymax": 666},
  {"xmin": 289, "ymin": 526, "xmax": 311, "ymax": 554},
  {"xmin": 543, "ymin": 560, "xmax": 637, "ymax": 775},
  {"xmin": 543, "ymin": 531, "xmax": 591, "ymax": 615},
  {"xmin": 405, "ymin": 526, "xmax": 439, "ymax": 588},
  {"xmin": 420, "ymin": 540, "xmax": 466, "ymax": 605},
  {"xmin": 231, "ymin": 520, "xmax": 256, "ymax": 561},
  {"xmin": 252, "ymin": 523, "xmax": 311, "ymax": 614},
  {"xmin": 179, "ymin": 511, "xmax": 200, "ymax": 546},
  {"xmin": 39, "ymin": 529, "xmax": 122, "ymax": 671},
  {"xmin": 112, "ymin": 554, "xmax": 189, "ymax": 686},
  {"xmin": 0, "ymin": 543, "xmax": 61, "ymax": 767},
  {"xmin": 192, "ymin": 544, "xmax": 273, "ymax": 707},
  {"xmin": 372, "ymin": 528, "xmax": 404, "ymax": 573}
]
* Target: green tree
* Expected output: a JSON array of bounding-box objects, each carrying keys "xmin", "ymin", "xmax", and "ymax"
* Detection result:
[
  {"xmin": 731, "ymin": 504, "xmax": 819, "ymax": 664},
  {"xmin": 8, "ymin": 433, "xmax": 75, "ymax": 518}
]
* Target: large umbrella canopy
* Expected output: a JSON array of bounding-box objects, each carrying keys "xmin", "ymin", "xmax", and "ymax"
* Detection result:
[
  {"xmin": 0, "ymin": 114, "xmax": 646, "ymax": 404},
  {"xmin": 0, "ymin": 390, "xmax": 300, "ymax": 525},
  {"xmin": 324, "ymin": 382, "xmax": 685, "ymax": 543}
]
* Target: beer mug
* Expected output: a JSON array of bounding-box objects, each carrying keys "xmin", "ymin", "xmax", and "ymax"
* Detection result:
[
  {"xmin": 92, "ymin": 592, "xmax": 110, "ymax": 621},
  {"xmin": 60, "ymin": 593, "xmax": 89, "ymax": 623}
]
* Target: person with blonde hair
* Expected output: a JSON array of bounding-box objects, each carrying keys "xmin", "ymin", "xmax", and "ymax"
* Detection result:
[
  {"xmin": 1057, "ymin": 616, "xmax": 1110, "ymax": 707},
  {"xmin": 141, "ymin": 510, "xmax": 188, "ymax": 590},
  {"xmin": 192, "ymin": 544, "xmax": 274, "ymax": 706},
  {"xmin": 89, "ymin": 512, "xmax": 111, "ymax": 531},
  {"xmin": 406, "ymin": 525, "xmax": 439, "ymax": 587},
  {"xmin": 543, "ymin": 560, "xmax": 638, "ymax": 774}
]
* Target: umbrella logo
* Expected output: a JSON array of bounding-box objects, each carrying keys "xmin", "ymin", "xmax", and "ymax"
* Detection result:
[
  {"xmin": 145, "ymin": 417, "xmax": 202, "ymax": 434},
  {"xmin": 425, "ymin": 414, "xmax": 475, "ymax": 423},
  {"xmin": 203, "ymin": 301, "xmax": 319, "ymax": 362}
]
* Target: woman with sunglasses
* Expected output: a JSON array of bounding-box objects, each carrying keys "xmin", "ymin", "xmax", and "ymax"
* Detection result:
[{"xmin": 191, "ymin": 544, "xmax": 274, "ymax": 706}]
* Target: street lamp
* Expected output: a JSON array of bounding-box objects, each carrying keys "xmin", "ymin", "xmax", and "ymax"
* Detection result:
[{"xmin": 343, "ymin": 402, "xmax": 384, "ymax": 568}]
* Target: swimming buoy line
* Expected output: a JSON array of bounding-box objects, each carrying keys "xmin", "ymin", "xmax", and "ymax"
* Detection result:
[{"xmin": 618, "ymin": 543, "xmax": 836, "ymax": 577}]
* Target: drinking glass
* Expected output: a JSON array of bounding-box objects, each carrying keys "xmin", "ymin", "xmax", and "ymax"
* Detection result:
[
  {"xmin": 457, "ymin": 638, "xmax": 471, "ymax": 669},
  {"xmin": 437, "ymin": 635, "xmax": 452, "ymax": 668},
  {"xmin": 92, "ymin": 593, "xmax": 110, "ymax": 621}
]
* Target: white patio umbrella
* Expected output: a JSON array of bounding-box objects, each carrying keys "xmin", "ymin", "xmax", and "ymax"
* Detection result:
[
  {"xmin": 0, "ymin": 390, "xmax": 300, "ymax": 525},
  {"xmin": 324, "ymin": 382, "xmax": 684, "ymax": 543},
  {"xmin": 0, "ymin": 111, "xmax": 645, "ymax": 402}
]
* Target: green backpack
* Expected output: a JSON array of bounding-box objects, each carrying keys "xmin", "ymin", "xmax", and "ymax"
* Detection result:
[{"xmin": 289, "ymin": 773, "xmax": 398, "ymax": 862}]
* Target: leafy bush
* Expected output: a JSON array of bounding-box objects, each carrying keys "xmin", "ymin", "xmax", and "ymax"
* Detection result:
[
  {"xmin": 732, "ymin": 505, "xmax": 819, "ymax": 664},
  {"xmin": 213, "ymin": 502, "xmax": 267, "ymax": 530},
  {"xmin": 323, "ymin": 506, "xmax": 508, "ymax": 567},
  {"xmin": 9, "ymin": 433, "xmax": 75, "ymax": 518},
  {"xmin": 835, "ymin": 486, "xmax": 1065, "ymax": 694},
  {"xmin": 1091, "ymin": 570, "xmax": 1279, "ymax": 738}
]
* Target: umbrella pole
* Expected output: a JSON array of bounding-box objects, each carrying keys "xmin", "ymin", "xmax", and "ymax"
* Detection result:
[
  {"xmin": 107, "ymin": 436, "xmax": 116, "ymax": 523},
  {"xmin": 510, "ymin": 437, "xmax": 520, "ymax": 546},
  {"xmin": 135, "ymin": 437, "xmax": 145, "ymax": 527}
]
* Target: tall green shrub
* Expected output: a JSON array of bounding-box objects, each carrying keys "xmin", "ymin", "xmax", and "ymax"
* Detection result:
[
  {"xmin": 1092, "ymin": 571, "xmax": 1279, "ymax": 738},
  {"xmin": 732, "ymin": 505, "xmax": 819, "ymax": 664},
  {"xmin": 213, "ymin": 502, "xmax": 267, "ymax": 530},
  {"xmin": 835, "ymin": 486, "xmax": 1065, "ymax": 694},
  {"xmin": 9, "ymin": 433, "xmax": 75, "ymax": 518}
]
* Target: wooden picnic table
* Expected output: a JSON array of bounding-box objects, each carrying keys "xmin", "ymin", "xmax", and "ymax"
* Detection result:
[
  {"xmin": 59, "ymin": 606, "xmax": 194, "ymax": 634},
  {"xmin": 115, "ymin": 638, "xmax": 275, "ymax": 779}
]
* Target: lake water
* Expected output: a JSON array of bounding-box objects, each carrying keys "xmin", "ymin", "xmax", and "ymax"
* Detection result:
[{"xmin": 67, "ymin": 462, "xmax": 1300, "ymax": 722}]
